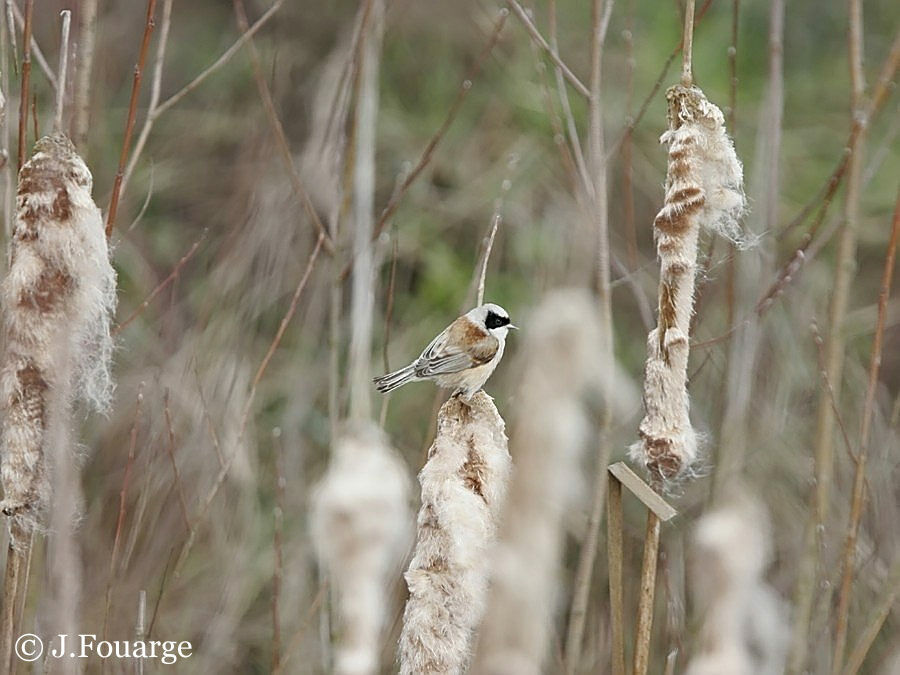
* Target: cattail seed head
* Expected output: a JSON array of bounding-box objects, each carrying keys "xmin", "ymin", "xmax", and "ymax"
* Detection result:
[
  {"xmin": 399, "ymin": 391, "xmax": 510, "ymax": 675},
  {"xmin": 0, "ymin": 134, "xmax": 115, "ymax": 548},
  {"xmin": 311, "ymin": 422, "xmax": 411, "ymax": 675},
  {"xmin": 631, "ymin": 86, "xmax": 746, "ymax": 483}
]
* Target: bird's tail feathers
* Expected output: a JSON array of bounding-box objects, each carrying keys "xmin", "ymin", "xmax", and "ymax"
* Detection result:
[{"xmin": 373, "ymin": 365, "xmax": 416, "ymax": 393}]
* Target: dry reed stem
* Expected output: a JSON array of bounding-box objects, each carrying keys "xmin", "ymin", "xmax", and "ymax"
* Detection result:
[
  {"xmin": 312, "ymin": 423, "xmax": 410, "ymax": 675},
  {"xmin": 15, "ymin": 0, "xmax": 30, "ymax": 170},
  {"xmin": 684, "ymin": 496, "xmax": 788, "ymax": 675},
  {"xmin": 348, "ymin": 0, "xmax": 383, "ymax": 421},
  {"xmin": 120, "ymin": 0, "xmax": 174, "ymax": 198},
  {"xmin": 54, "ymin": 10, "xmax": 71, "ymax": 134},
  {"xmin": 563, "ymin": 1, "xmax": 615, "ymax": 667},
  {"xmin": 399, "ymin": 392, "xmax": 510, "ymax": 675},
  {"xmin": 473, "ymin": 290, "xmax": 603, "ymax": 674},
  {"xmin": 631, "ymin": 85, "xmax": 745, "ymax": 482},
  {"xmin": 790, "ymin": 3, "xmax": 867, "ymax": 670},
  {"xmin": 633, "ymin": 511, "xmax": 661, "ymax": 675},
  {"xmin": 72, "ymin": 0, "xmax": 98, "ymax": 147},
  {"xmin": 831, "ymin": 189, "xmax": 899, "ymax": 673},
  {"xmin": 607, "ymin": 474, "xmax": 625, "ymax": 675},
  {"xmin": 476, "ymin": 215, "xmax": 501, "ymax": 308},
  {"xmin": 105, "ymin": 0, "xmax": 157, "ymax": 238},
  {"xmin": 370, "ymin": 8, "xmax": 508, "ymax": 243}
]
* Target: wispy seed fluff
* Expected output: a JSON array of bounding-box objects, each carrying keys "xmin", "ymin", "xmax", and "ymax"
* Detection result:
[
  {"xmin": 0, "ymin": 134, "xmax": 116, "ymax": 547},
  {"xmin": 473, "ymin": 290, "xmax": 604, "ymax": 675},
  {"xmin": 630, "ymin": 85, "xmax": 747, "ymax": 482},
  {"xmin": 399, "ymin": 391, "xmax": 510, "ymax": 675},
  {"xmin": 685, "ymin": 494, "xmax": 788, "ymax": 675},
  {"xmin": 311, "ymin": 422, "xmax": 411, "ymax": 675}
]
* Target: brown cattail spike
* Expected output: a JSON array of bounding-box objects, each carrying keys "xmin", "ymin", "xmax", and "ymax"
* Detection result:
[
  {"xmin": 0, "ymin": 134, "xmax": 116, "ymax": 548},
  {"xmin": 630, "ymin": 85, "xmax": 746, "ymax": 483}
]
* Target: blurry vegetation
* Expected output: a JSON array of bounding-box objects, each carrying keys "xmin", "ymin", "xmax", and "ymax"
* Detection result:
[{"xmin": 0, "ymin": 0, "xmax": 897, "ymax": 672}]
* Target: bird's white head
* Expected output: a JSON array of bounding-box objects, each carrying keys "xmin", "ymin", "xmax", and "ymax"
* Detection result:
[{"xmin": 469, "ymin": 303, "xmax": 517, "ymax": 341}]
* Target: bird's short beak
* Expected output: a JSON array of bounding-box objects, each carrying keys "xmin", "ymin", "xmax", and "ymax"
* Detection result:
[{"xmin": 508, "ymin": 324, "xmax": 519, "ymax": 330}]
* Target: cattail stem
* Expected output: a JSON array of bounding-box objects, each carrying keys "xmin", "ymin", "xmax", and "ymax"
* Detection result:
[
  {"xmin": 633, "ymin": 511, "xmax": 661, "ymax": 675},
  {"xmin": 72, "ymin": 0, "xmax": 98, "ymax": 147},
  {"xmin": 681, "ymin": 0, "xmax": 695, "ymax": 86},
  {"xmin": 16, "ymin": 0, "xmax": 31, "ymax": 170},
  {"xmin": 607, "ymin": 474, "xmax": 626, "ymax": 675},
  {"xmin": 53, "ymin": 10, "xmax": 71, "ymax": 134}
]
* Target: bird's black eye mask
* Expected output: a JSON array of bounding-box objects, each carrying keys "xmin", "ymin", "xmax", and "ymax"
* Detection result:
[{"xmin": 485, "ymin": 311, "xmax": 510, "ymax": 330}]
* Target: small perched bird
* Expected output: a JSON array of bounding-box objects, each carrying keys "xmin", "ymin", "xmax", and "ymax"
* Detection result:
[{"xmin": 374, "ymin": 303, "xmax": 517, "ymax": 399}]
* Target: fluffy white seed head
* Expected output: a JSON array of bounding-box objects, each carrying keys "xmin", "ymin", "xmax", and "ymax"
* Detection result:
[
  {"xmin": 399, "ymin": 391, "xmax": 510, "ymax": 675},
  {"xmin": 311, "ymin": 421, "xmax": 411, "ymax": 675},
  {"xmin": 0, "ymin": 134, "xmax": 116, "ymax": 546},
  {"xmin": 473, "ymin": 289, "xmax": 603, "ymax": 674}
]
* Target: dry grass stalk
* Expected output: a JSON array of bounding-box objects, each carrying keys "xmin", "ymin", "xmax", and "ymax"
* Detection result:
[
  {"xmin": 472, "ymin": 290, "xmax": 603, "ymax": 674},
  {"xmin": 685, "ymin": 494, "xmax": 788, "ymax": 675},
  {"xmin": 399, "ymin": 391, "xmax": 510, "ymax": 675},
  {"xmin": 0, "ymin": 133, "xmax": 115, "ymax": 667},
  {"xmin": 72, "ymin": 0, "xmax": 98, "ymax": 147},
  {"xmin": 311, "ymin": 423, "xmax": 411, "ymax": 675},
  {"xmin": 630, "ymin": 84, "xmax": 746, "ymax": 483}
]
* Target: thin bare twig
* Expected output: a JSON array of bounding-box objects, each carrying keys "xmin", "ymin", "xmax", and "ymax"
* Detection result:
[
  {"xmin": 177, "ymin": 234, "xmax": 325, "ymax": 570},
  {"xmin": 163, "ymin": 391, "xmax": 192, "ymax": 535},
  {"xmin": 371, "ymin": 8, "xmax": 509, "ymax": 241},
  {"xmin": 16, "ymin": 0, "xmax": 31, "ymax": 170},
  {"xmin": 233, "ymin": 0, "xmax": 334, "ymax": 253},
  {"xmin": 9, "ymin": 0, "xmax": 56, "ymax": 90},
  {"xmin": 106, "ymin": 0, "xmax": 158, "ymax": 238},
  {"xmin": 53, "ymin": 10, "xmax": 71, "ymax": 133},
  {"xmin": 112, "ymin": 229, "xmax": 208, "ymax": 336},
  {"xmin": 102, "ymin": 385, "xmax": 144, "ymax": 642},
  {"xmin": 832, "ymin": 189, "xmax": 899, "ymax": 674},
  {"xmin": 476, "ymin": 214, "xmax": 501, "ymax": 307},
  {"xmin": 121, "ymin": 0, "xmax": 174, "ymax": 197},
  {"xmin": 506, "ymin": 0, "xmax": 590, "ymax": 98}
]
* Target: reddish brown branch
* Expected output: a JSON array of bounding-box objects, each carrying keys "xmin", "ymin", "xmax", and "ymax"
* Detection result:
[
  {"xmin": 106, "ymin": 0, "xmax": 158, "ymax": 238},
  {"xmin": 112, "ymin": 229, "xmax": 208, "ymax": 336}
]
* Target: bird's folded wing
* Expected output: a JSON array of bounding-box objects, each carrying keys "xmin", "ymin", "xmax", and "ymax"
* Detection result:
[{"xmin": 414, "ymin": 330, "xmax": 499, "ymax": 377}]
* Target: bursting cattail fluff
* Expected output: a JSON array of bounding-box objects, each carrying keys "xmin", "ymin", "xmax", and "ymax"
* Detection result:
[
  {"xmin": 630, "ymin": 85, "xmax": 747, "ymax": 482},
  {"xmin": 311, "ymin": 422, "xmax": 411, "ymax": 675},
  {"xmin": 685, "ymin": 494, "xmax": 788, "ymax": 675},
  {"xmin": 473, "ymin": 290, "xmax": 607, "ymax": 675},
  {"xmin": 0, "ymin": 134, "xmax": 116, "ymax": 547},
  {"xmin": 399, "ymin": 391, "xmax": 510, "ymax": 675}
]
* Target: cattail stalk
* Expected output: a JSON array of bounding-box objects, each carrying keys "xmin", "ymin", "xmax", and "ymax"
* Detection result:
[
  {"xmin": 631, "ymin": 84, "xmax": 746, "ymax": 483},
  {"xmin": 72, "ymin": 0, "xmax": 98, "ymax": 147},
  {"xmin": 0, "ymin": 134, "xmax": 116, "ymax": 670},
  {"xmin": 473, "ymin": 290, "xmax": 610, "ymax": 674},
  {"xmin": 399, "ymin": 392, "xmax": 510, "ymax": 675}
]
